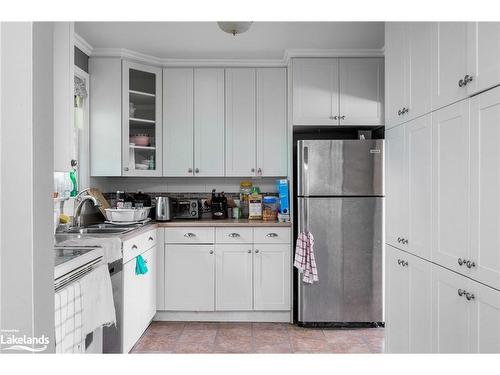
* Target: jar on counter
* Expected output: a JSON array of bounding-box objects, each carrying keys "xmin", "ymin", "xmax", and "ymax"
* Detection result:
[{"xmin": 262, "ymin": 196, "xmax": 278, "ymax": 221}]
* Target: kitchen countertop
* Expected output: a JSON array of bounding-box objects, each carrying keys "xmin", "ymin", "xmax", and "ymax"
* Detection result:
[{"xmin": 157, "ymin": 219, "xmax": 292, "ymax": 227}]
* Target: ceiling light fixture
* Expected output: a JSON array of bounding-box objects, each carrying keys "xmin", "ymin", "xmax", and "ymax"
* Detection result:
[{"xmin": 217, "ymin": 22, "xmax": 253, "ymax": 36}]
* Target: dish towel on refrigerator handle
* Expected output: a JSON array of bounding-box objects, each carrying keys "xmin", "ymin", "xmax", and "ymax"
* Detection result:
[{"xmin": 294, "ymin": 231, "xmax": 318, "ymax": 284}]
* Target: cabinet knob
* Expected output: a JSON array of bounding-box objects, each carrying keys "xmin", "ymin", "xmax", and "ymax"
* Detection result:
[
  {"xmin": 195, "ymin": 168, "xmax": 200, "ymax": 174},
  {"xmin": 132, "ymin": 245, "xmax": 137, "ymax": 250},
  {"xmin": 458, "ymin": 78, "xmax": 465, "ymax": 88},
  {"xmin": 403, "ymin": 239, "xmax": 409, "ymax": 245},
  {"xmin": 209, "ymin": 250, "xmax": 214, "ymax": 254},
  {"xmin": 465, "ymin": 292, "xmax": 475, "ymax": 301},
  {"xmin": 397, "ymin": 259, "xmax": 402, "ymax": 265},
  {"xmin": 255, "ymin": 249, "xmax": 260, "ymax": 254},
  {"xmin": 148, "ymin": 236, "xmax": 154, "ymax": 241},
  {"xmin": 398, "ymin": 109, "xmax": 402, "ymax": 116},
  {"xmin": 458, "ymin": 288, "xmax": 465, "ymax": 297},
  {"xmin": 466, "ymin": 260, "xmax": 476, "ymax": 269},
  {"xmin": 188, "ymin": 168, "xmax": 193, "ymax": 173},
  {"xmin": 329, "ymin": 115, "xmax": 334, "ymax": 120},
  {"xmin": 247, "ymin": 249, "xmax": 252, "ymax": 253},
  {"xmin": 124, "ymin": 167, "xmax": 129, "ymax": 171},
  {"xmin": 397, "ymin": 237, "xmax": 401, "ymax": 243},
  {"xmin": 257, "ymin": 168, "xmax": 262, "ymax": 175},
  {"xmin": 458, "ymin": 258, "xmax": 464, "ymax": 266},
  {"xmin": 251, "ymin": 168, "xmax": 255, "ymax": 173},
  {"xmin": 402, "ymin": 261, "xmax": 408, "ymax": 267},
  {"xmin": 340, "ymin": 115, "xmax": 346, "ymax": 120},
  {"xmin": 464, "ymin": 74, "xmax": 473, "ymax": 85}
]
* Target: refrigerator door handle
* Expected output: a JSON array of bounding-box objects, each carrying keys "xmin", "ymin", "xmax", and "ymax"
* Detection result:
[{"xmin": 303, "ymin": 145, "xmax": 309, "ymax": 196}]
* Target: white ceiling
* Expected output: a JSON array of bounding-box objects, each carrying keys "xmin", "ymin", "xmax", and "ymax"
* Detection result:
[{"xmin": 75, "ymin": 22, "xmax": 385, "ymax": 59}]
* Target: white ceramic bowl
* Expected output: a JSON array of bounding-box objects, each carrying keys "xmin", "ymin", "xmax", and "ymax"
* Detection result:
[{"xmin": 105, "ymin": 208, "xmax": 136, "ymax": 222}]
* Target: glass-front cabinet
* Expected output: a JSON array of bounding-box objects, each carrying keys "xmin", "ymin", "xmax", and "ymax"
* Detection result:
[{"xmin": 122, "ymin": 61, "xmax": 162, "ymax": 176}]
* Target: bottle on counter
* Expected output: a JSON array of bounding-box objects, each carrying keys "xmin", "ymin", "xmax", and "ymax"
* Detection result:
[
  {"xmin": 239, "ymin": 181, "xmax": 252, "ymax": 219},
  {"xmin": 116, "ymin": 190, "xmax": 125, "ymax": 209}
]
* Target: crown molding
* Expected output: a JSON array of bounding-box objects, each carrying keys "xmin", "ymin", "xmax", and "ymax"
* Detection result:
[
  {"xmin": 284, "ymin": 48, "xmax": 385, "ymax": 61},
  {"xmin": 74, "ymin": 33, "xmax": 93, "ymax": 56}
]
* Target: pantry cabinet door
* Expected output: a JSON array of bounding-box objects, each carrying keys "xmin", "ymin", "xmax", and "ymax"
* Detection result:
[
  {"xmin": 253, "ymin": 244, "xmax": 290, "ymax": 311},
  {"xmin": 467, "ymin": 22, "xmax": 500, "ymax": 95},
  {"xmin": 225, "ymin": 68, "xmax": 257, "ymax": 177},
  {"xmin": 164, "ymin": 245, "xmax": 215, "ymax": 311},
  {"xmin": 432, "ymin": 100, "xmax": 471, "ymax": 274},
  {"xmin": 470, "ymin": 280, "xmax": 500, "ymax": 353},
  {"xmin": 215, "ymin": 244, "xmax": 253, "ymax": 310},
  {"xmin": 385, "ymin": 22, "xmax": 408, "ymax": 129},
  {"xmin": 406, "ymin": 114, "xmax": 432, "ymax": 260},
  {"xmin": 194, "ymin": 68, "xmax": 225, "ymax": 176},
  {"xmin": 292, "ymin": 58, "xmax": 339, "ymax": 125},
  {"xmin": 256, "ymin": 68, "xmax": 287, "ymax": 177},
  {"xmin": 470, "ymin": 86, "xmax": 500, "ymax": 291},
  {"xmin": 385, "ymin": 246, "xmax": 410, "ymax": 353},
  {"xmin": 339, "ymin": 58, "xmax": 384, "ymax": 126},
  {"xmin": 431, "ymin": 22, "xmax": 470, "ymax": 110},
  {"xmin": 407, "ymin": 22, "xmax": 433, "ymax": 120},
  {"xmin": 385, "ymin": 125, "xmax": 408, "ymax": 249},
  {"xmin": 431, "ymin": 264, "xmax": 472, "ymax": 353},
  {"xmin": 163, "ymin": 68, "xmax": 194, "ymax": 177}
]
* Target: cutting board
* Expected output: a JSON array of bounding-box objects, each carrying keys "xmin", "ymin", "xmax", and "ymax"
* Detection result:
[{"xmin": 87, "ymin": 188, "xmax": 111, "ymax": 218}]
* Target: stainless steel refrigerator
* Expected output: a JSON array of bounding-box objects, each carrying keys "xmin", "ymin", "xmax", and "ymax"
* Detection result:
[{"xmin": 296, "ymin": 139, "xmax": 384, "ymax": 326}]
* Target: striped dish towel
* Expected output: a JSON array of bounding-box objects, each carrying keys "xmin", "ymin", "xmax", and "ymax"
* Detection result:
[
  {"xmin": 294, "ymin": 231, "xmax": 318, "ymax": 284},
  {"xmin": 54, "ymin": 282, "xmax": 84, "ymax": 353}
]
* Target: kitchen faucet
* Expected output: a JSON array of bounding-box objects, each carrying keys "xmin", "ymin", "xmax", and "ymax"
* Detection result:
[{"xmin": 73, "ymin": 190, "xmax": 101, "ymax": 227}]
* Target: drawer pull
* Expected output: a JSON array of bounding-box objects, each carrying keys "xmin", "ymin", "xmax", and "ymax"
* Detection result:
[
  {"xmin": 266, "ymin": 233, "xmax": 279, "ymax": 238},
  {"xmin": 148, "ymin": 236, "xmax": 154, "ymax": 241},
  {"xmin": 228, "ymin": 233, "xmax": 241, "ymax": 238},
  {"xmin": 184, "ymin": 233, "xmax": 196, "ymax": 238},
  {"xmin": 132, "ymin": 245, "xmax": 138, "ymax": 250}
]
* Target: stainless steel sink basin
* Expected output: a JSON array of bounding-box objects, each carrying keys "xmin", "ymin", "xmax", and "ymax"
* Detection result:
[{"xmin": 65, "ymin": 227, "xmax": 132, "ymax": 234}]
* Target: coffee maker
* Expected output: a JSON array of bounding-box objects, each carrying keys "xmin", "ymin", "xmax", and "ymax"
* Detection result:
[{"xmin": 211, "ymin": 189, "xmax": 228, "ymax": 219}]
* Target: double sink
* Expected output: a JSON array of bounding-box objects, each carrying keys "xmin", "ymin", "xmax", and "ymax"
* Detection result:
[{"xmin": 58, "ymin": 223, "xmax": 136, "ymax": 236}]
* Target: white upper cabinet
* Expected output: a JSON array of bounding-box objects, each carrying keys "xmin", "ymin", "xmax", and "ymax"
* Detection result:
[
  {"xmin": 256, "ymin": 68, "xmax": 287, "ymax": 177},
  {"xmin": 431, "ymin": 100, "xmax": 471, "ymax": 274},
  {"xmin": 385, "ymin": 125, "xmax": 408, "ymax": 249},
  {"xmin": 292, "ymin": 58, "xmax": 340, "ymax": 125},
  {"xmin": 431, "ymin": 22, "xmax": 471, "ymax": 110},
  {"xmin": 194, "ymin": 68, "xmax": 225, "ymax": 176},
  {"xmin": 339, "ymin": 58, "xmax": 384, "ymax": 126},
  {"xmin": 385, "ymin": 22, "xmax": 409, "ymax": 128},
  {"xmin": 215, "ymin": 244, "xmax": 253, "ymax": 310},
  {"xmin": 225, "ymin": 68, "xmax": 257, "ymax": 177},
  {"xmin": 163, "ymin": 68, "xmax": 194, "ymax": 177},
  {"xmin": 406, "ymin": 114, "xmax": 432, "ymax": 260},
  {"xmin": 407, "ymin": 22, "xmax": 433, "ymax": 121},
  {"xmin": 470, "ymin": 86, "xmax": 500, "ymax": 291},
  {"xmin": 470, "ymin": 280, "xmax": 500, "ymax": 353},
  {"xmin": 467, "ymin": 22, "xmax": 500, "ymax": 95},
  {"xmin": 122, "ymin": 61, "xmax": 163, "ymax": 176}
]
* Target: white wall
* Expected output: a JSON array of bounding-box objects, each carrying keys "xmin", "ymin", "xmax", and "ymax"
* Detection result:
[{"xmin": 0, "ymin": 22, "xmax": 54, "ymax": 353}]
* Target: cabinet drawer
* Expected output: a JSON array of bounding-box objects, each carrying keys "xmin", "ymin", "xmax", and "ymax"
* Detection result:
[
  {"xmin": 254, "ymin": 227, "xmax": 291, "ymax": 244},
  {"xmin": 164, "ymin": 227, "xmax": 215, "ymax": 244},
  {"xmin": 123, "ymin": 229, "xmax": 157, "ymax": 263},
  {"xmin": 216, "ymin": 227, "xmax": 253, "ymax": 244}
]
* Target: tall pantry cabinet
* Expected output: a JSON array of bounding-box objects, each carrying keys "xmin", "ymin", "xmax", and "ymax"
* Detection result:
[{"xmin": 385, "ymin": 22, "xmax": 500, "ymax": 353}]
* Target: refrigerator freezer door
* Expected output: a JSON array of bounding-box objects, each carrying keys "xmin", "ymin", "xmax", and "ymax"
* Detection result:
[
  {"xmin": 297, "ymin": 140, "xmax": 384, "ymax": 196},
  {"xmin": 297, "ymin": 196, "xmax": 383, "ymax": 323}
]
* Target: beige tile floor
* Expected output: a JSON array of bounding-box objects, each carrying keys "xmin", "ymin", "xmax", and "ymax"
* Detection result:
[{"xmin": 131, "ymin": 322, "xmax": 385, "ymax": 354}]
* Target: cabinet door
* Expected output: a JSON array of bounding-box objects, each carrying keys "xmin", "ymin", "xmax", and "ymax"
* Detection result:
[
  {"xmin": 123, "ymin": 247, "xmax": 156, "ymax": 353},
  {"xmin": 122, "ymin": 61, "xmax": 163, "ymax": 176},
  {"xmin": 292, "ymin": 58, "xmax": 339, "ymax": 125},
  {"xmin": 339, "ymin": 58, "xmax": 384, "ymax": 126},
  {"xmin": 385, "ymin": 245, "xmax": 410, "ymax": 353},
  {"xmin": 256, "ymin": 68, "xmax": 287, "ymax": 177},
  {"xmin": 467, "ymin": 22, "xmax": 500, "ymax": 95},
  {"xmin": 385, "ymin": 22, "xmax": 408, "ymax": 129},
  {"xmin": 431, "ymin": 264, "xmax": 472, "ymax": 353},
  {"xmin": 164, "ymin": 245, "xmax": 215, "ymax": 311},
  {"xmin": 470, "ymin": 86, "xmax": 500, "ymax": 291},
  {"xmin": 253, "ymin": 244, "xmax": 290, "ymax": 311},
  {"xmin": 432, "ymin": 100, "xmax": 471, "ymax": 274},
  {"xmin": 163, "ymin": 68, "xmax": 194, "ymax": 177},
  {"xmin": 431, "ymin": 22, "xmax": 470, "ymax": 110},
  {"xmin": 470, "ymin": 280, "xmax": 500, "ymax": 353},
  {"xmin": 406, "ymin": 115, "xmax": 432, "ymax": 260},
  {"xmin": 407, "ymin": 22, "xmax": 433, "ymax": 121},
  {"xmin": 386, "ymin": 125, "xmax": 408, "ymax": 249},
  {"xmin": 225, "ymin": 68, "xmax": 257, "ymax": 176},
  {"xmin": 215, "ymin": 244, "xmax": 253, "ymax": 310},
  {"xmin": 194, "ymin": 68, "xmax": 225, "ymax": 176}
]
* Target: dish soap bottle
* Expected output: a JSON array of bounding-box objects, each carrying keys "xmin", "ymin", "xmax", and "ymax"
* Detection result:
[{"xmin": 69, "ymin": 159, "xmax": 78, "ymax": 197}]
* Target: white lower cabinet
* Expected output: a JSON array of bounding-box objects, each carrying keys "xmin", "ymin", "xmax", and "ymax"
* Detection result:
[
  {"xmin": 253, "ymin": 244, "xmax": 290, "ymax": 311},
  {"xmin": 431, "ymin": 263, "xmax": 500, "ymax": 353},
  {"xmin": 385, "ymin": 245, "xmax": 432, "ymax": 353},
  {"xmin": 164, "ymin": 244, "xmax": 215, "ymax": 311},
  {"xmin": 215, "ymin": 244, "xmax": 253, "ymax": 310},
  {"xmin": 123, "ymin": 246, "xmax": 156, "ymax": 353}
]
